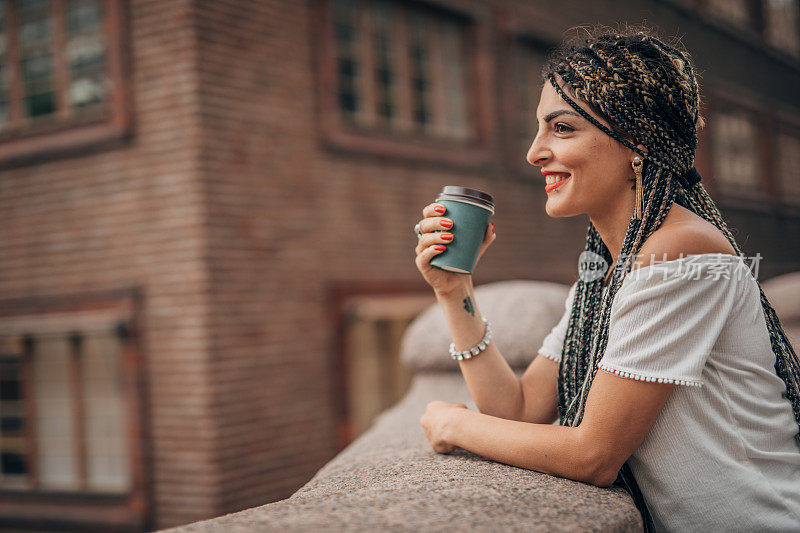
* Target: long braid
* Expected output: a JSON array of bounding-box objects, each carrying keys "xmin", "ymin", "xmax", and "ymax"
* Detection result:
[{"xmin": 541, "ymin": 25, "xmax": 800, "ymax": 531}]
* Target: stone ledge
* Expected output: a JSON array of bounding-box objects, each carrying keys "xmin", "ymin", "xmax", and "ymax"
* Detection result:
[{"xmin": 161, "ymin": 373, "xmax": 641, "ymax": 532}]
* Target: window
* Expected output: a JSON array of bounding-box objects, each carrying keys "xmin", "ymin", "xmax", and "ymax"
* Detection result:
[
  {"xmin": 334, "ymin": 291, "xmax": 433, "ymax": 447},
  {"xmin": 776, "ymin": 127, "xmax": 800, "ymax": 202},
  {"xmin": 319, "ymin": 0, "xmax": 492, "ymax": 166},
  {"xmin": 0, "ymin": 0, "xmax": 129, "ymax": 164},
  {"xmin": 0, "ymin": 290, "xmax": 148, "ymax": 531},
  {"xmin": 705, "ymin": 0, "xmax": 754, "ymax": 28},
  {"xmin": 0, "ymin": 326, "xmax": 131, "ymax": 493},
  {"xmin": 332, "ymin": 0, "xmax": 472, "ymax": 141},
  {"xmin": 763, "ymin": 0, "xmax": 800, "ymax": 56},
  {"xmin": 711, "ymin": 108, "xmax": 763, "ymax": 198}
]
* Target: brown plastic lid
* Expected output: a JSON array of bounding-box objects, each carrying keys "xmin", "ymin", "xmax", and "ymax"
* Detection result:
[{"xmin": 436, "ymin": 186, "xmax": 494, "ymax": 210}]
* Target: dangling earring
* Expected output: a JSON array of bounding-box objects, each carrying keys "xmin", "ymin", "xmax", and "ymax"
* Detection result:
[{"xmin": 632, "ymin": 156, "xmax": 644, "ymax": 220}]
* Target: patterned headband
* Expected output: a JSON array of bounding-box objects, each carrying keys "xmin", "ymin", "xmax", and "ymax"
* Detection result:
[{"xmin": 547, "ymin": 73, "xmax": 701, "ymax": 189}]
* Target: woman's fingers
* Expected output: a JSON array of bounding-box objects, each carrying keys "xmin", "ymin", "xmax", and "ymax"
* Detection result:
[
  {"xmin": 416, "ymin": 216, "xmax": 454, "ymax": 235},
  {"xmin": 415, "ymin": 231, "xmax": 453, "ymax": 255},
  {"xmin": 415, "ymin": 243, "xmax": 447, "ymax": 271},
  {"xmin": 422, "ymin": 203, "xmax": 447, "ymax": 218}
]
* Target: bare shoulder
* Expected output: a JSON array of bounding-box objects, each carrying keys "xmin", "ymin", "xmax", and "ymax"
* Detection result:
[{"xmin": 635, "ymin": 206, "xmax": 736, "ymax": 269}]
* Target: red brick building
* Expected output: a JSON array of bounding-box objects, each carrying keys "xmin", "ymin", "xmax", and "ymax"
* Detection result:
[{"xmin": 0, "ymin": 0, "xmax": 798, "ymax": 530}]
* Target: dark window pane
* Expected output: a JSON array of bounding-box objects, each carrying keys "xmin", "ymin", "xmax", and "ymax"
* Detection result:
[
  {"xmin": 336, "ymin": 22, "xmax": 354, "ymax": 42},
  {"xmin": 339, "ymin": 92, "xmax": 357, "ymax": 112},
  {"xmin": 0, "ymin": 380, "xmax": 20, "ymax": 401},
  {"xmin": 339, "ymin": 58, "xmax": 356, "ymax": 78},
  {"xmin": 373, "ymin": 0, "xmax": 395, "ymax": 125},
  {"xmin": 1, "ymin": 452, "xmax": 27, "ymax": 475},
  {"xmin": 334, "ymin": 0, "xmax": 360, "ymax": 118},
  {"xmin": 26, "ymin": 91, "xmax": 55, "ymax": 117},
  {"xmin": 409, "ymin": 10, "xmax": 430, "ymax": 131},
  {"xmin": 19, "ymin": 0, "xmax": 56, "ymax": 119},
  {"xmin": 0, "ymin": 416, "xmax": 23, "ymax": 432}
]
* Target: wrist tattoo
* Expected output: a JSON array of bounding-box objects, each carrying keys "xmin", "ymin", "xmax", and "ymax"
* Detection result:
[{"xmin": 463, "ymin": 296, "xmax": 475, "ymax": 316}]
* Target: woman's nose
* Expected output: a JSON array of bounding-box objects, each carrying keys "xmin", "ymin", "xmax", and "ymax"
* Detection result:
[{"xmin": 526, "ymin": 135, "xmax": 550, "ymax": 166}]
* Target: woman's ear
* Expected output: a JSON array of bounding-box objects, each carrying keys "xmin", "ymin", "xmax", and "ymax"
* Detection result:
[{"xmin": 635, "ymin": 143, "xmax": 648, "ymax": 155}]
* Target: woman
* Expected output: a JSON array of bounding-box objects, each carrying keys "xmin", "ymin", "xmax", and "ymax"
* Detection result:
[{"xmin": 416, "ymin": 28, "xmax": 800, "ymax": 531}]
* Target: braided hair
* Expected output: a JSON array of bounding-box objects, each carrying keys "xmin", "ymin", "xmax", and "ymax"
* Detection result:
[{"xmin": 541, "ymin": 25, "xmax": 800, "ymax": 531}]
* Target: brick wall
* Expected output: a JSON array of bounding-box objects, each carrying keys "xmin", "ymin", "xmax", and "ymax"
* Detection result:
[{"xmin": 0, "ymin": 0, "xmax": 220, "ymax": 528}]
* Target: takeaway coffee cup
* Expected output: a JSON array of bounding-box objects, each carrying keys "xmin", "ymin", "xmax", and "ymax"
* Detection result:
[{"xmin": 430, "ymin": 186, "xmax": 495, "ymax": 274}]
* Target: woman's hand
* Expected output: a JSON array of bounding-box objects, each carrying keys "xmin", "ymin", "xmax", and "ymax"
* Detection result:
[
  {"xmin": 420, "ymin": 400, "xmax": 469, "ymax": 454},
  {"xmin": 414, "ymin": 203, "xmax": 496, "ymax": 297}
]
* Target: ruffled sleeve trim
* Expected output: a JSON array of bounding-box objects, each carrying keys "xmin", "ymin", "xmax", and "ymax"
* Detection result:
[
  {"xmin": 598, "ymin": 361, "xmax": 704, "ymax": 387},
  {"xmin": 538, "ymin": 348, "xmax": 562, "ymax": 363}
]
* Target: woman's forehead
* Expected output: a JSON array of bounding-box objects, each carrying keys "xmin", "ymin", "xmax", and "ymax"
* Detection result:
[{"xmin": 536, "ymin": 81, "xmax": 611, "ymax": 131}]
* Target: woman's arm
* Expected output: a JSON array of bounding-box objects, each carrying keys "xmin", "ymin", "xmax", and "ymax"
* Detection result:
[
  {"xmin": 441, "ymin": 370, "xmax": 675, "ymax": 487},
  {"xmin": 438, "ymin": 281, "xmax": 561, "ymax": 425},
  {"xmin": 436, "ymin": 283, "xmax": 526, "ymax": 421}
]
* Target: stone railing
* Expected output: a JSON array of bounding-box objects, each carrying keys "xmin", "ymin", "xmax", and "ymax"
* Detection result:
[{"xmin": 162, "ymin": 280, "xmax": 643, "ymax": 532}]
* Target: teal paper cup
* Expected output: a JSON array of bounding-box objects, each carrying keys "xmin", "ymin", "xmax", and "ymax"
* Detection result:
[{"xmin": 430, "ymin": 186, "xmax": 495, "ymax": 274}]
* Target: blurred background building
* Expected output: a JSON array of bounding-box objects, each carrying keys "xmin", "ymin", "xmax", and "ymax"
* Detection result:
[{"xmin": 0, "ymin": 0, "xmax": 798, "ymax": 530}]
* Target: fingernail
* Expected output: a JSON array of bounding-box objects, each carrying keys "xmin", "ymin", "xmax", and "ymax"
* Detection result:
[
  {"xmin": 434, "ymin": 245, "xmax": 447, "ymax": 251},
  {"xmin": 441, "ymin": 233, "xmax": 453, "ymax": 241},
  {"xmin": 434, "ymin": 205, "xmax": 446, "ymax": 214},
  {"xmin": 491, "ymin": 223, "xmax": 495, "ymax": 232},
  {"xmin": 440, "ymin": 219, "xmax": 453, "ymax": 229}
]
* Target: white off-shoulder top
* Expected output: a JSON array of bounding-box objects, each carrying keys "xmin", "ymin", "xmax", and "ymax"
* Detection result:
[{"xmin": 538, "ymin": 253, "xmax": 800, "ymax": 532}]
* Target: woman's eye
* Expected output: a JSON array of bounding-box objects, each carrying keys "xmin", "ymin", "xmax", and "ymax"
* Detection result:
[{"xmin": 554, "ymin": 122, "xmax": 574, "ymax": 134}]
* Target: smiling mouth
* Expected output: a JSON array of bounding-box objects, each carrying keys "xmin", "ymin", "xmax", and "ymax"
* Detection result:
[{"xmin": 545, "ymin": 176, "xmax": 571, "ymax": 193}]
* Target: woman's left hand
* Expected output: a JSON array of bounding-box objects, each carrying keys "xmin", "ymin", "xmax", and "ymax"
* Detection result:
[{"xmin": 420, "ymin": 400, "xmax": 469, "ymax": 454}]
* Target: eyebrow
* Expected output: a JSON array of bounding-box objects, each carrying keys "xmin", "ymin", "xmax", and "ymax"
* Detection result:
[{"xmin": 541, "ymin": 109, "xmax": 582, "ymax": 123}]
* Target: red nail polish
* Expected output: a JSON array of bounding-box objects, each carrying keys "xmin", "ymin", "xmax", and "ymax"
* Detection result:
[
  {"xmin": 491, "ymin": 223, "xmax": 495, "ymax": 232},
  {"xmin": 440, "ymin": 220, "xmax": 453, "ymax": 229},
  {"xmin": 434, "ymin": 205, "xmax": 446, "ymax": 214},
  {"xmin": 434, "ymin": 245, "xmax": 447, "ymax": 251},
  {"xmin": 441, "ymin": 233, "xmax": 453, "ymax": 241}
]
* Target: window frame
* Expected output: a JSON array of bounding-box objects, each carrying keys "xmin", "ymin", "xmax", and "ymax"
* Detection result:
[
  {"xmin": 0, "ymin": 0, "xmax": 132, "ymax": 168},
  {"xmin": 761, "ymin": 0, "xmax": 800, "ymax": 56},
  {"xmin": 662, "ymin": 0, "xmax": 800, "ymax": 67},
  {"xmin": 312, "ymin": 0, "xmax": 495, "ymax": 169},
  {"xmin": 773, "ymin": 115, "xmax": 800, "ymax": 210},
  {"xmin": 0, "ymin": 287, "xmax": 151, "ymax": 532},
  {"xmin": 328, "ymin": 280, "xmax": 436, "ymax": 450},
  {"xmin": 704, "ymin": 88, "xmax": 778, "ymax": 212}
]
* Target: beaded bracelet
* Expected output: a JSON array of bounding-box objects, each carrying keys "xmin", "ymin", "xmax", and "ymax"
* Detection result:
[{"xmin": 449, "ymin": 317, "xmax": 492, "ymax": 361}]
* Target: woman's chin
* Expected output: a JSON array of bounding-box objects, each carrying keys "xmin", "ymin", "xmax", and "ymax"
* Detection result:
[{"xmin": 545, "ymin": 197, "xmax": 574, "ymax": 218}]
